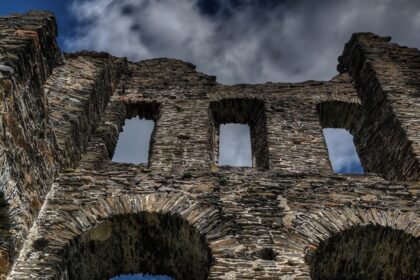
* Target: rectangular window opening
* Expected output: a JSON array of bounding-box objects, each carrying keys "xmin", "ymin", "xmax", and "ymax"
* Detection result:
[
  {"xmin": 209, "ymin": 98, "xmax": 268, "ymax": 169},
  {"xmin": 219, "ymin": 123, "xmax": 252, "ymax": 167},
  {"xmin": 112, "ymin": 102, "xmax": 159, "ymax": 165},
  {"xmin": 322, "ymin": 128, "xmax": 364, "ymax": 174}
]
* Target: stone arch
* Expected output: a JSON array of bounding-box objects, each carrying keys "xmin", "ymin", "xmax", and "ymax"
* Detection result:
[
  {"xmin": 11, "ymin": 193, "xmax": 233, "ymax": 280},
  {"xmin": 310, "ymin": 224, "xmax": 420, "ymax": 280},
  {"xmin": 281, "ymin": 207, "xmax": 420, "ymax": 279},
  {"xmin": 60, "ymin": 194, "xmax": 224, "ymax": 280},
  {"xmin": 63, "ymin": 212, "xmax": 211, "ymax": 280}
]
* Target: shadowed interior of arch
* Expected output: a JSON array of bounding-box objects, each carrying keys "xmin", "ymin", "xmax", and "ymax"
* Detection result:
[
  {"xmin": 0, "ymin": 191, "xmax": 11, "ymax": 273},
  {"xmin": 309, "ymin": 225, "xmax": 420, "ymax": 280},
  {"xmin": 62, "ymin": 212, "xmax": 212, "ymax": 280},
  {"xmin": 111, "ymin": 274, "xmax": 173, "ymax": 280},
  {"xmin": 0, "ymin": 191, "xmax": 9, "ymax": 227}
]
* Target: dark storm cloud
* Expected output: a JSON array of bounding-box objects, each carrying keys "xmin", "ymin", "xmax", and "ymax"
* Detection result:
[
  {"xmin": 196, "ymin": 0, "xmax": 221, "ymax": 16},
  {"xmin": 196, "ymin": 0, "xmax": 293, "ymax": 17},
  {"xmin": 66, "ymin": 0, "xmax": 420, "ymax": 84},
  {"xmin": 65, "ymin": 0, "xmax": 420, "ymax": 167}
]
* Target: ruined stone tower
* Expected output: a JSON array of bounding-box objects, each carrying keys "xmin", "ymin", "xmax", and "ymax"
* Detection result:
[{"xmin": 0, "ymin": 11, "xmax": 419, "ymax": 280}]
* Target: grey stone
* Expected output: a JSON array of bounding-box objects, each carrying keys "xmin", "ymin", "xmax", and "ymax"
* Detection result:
[{"xmin": 0, "ymin": 11, "xmax": 418, "ymax": 280}]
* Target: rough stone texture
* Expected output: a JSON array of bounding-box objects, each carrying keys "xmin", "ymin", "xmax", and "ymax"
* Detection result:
[
  {"xmin": 0, "ymin": 12, "xmax": 125, "ymax": 278},
  {"xmin": 338, "ymin": 33, "xmax": 420, "ymax": 181},
  {"xmin": 65, "ymin": 213, "xmax": 211, "ymax": 280},
  {"xmin": 311, "ymin": 225, "xmax": 420, "ymax": 279},
  {"xmin": 45, "ymin": 51, "xmax": 126, "ymax": 168},
  {"xmin": 0, "ymin": 11, "xmax": 419, "ymax": 280},
  {"xmin": 0, "ymin": 11, "xmax": 62, "ymax": 277}
]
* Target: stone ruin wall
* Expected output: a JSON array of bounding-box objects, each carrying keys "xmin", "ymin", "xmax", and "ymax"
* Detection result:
[{"xmin": 0, "ymin": 11, "xmax": 418, "ymax": 280}]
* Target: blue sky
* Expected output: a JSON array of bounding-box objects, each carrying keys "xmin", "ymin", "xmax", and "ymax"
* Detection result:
[{"xmin": 0, "ymin": 1, "xmax": 76, "ymax": 48}]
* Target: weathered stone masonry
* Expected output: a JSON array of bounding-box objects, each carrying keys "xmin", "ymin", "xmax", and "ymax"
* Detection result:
[{"xmin": 0, "ymin": 11, "xmax": 418, "ymax": 280}]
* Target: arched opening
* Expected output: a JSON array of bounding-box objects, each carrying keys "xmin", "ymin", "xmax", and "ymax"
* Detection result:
[
  {"xmin": 63, "ymin": 212, "xmax": 212, "ymax": 280},
  {"xmin": 310, "ymin": 225, "xmax": 420, "ymax": 280}
]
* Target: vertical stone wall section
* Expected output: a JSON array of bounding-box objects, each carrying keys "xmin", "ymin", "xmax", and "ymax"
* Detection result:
[
  {"xmin": 45, "ymin": 52, "xmax": 126, "ymax": 167},
  {"xmin": 0, "ymin": 12, "xmax": 62, "ymax": 276},
  {"xmin": 0, "ymin": 13, "xmax": 127, "ymax": 278},
  {"xmin": 338, "ymin": 33, "xmax": 420, "ymax": 181}
]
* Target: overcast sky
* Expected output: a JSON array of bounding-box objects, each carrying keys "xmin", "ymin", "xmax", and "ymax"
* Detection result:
[
  {"xmin": 2, "ymin": 0, "xmax": 419, "ymax": 172},
  {"xmin": 88, "ymin": 0, "xmax": 420, "ymax": 173},
  {"xmin": 64, "ymin": 0, "xmax": 420, "ymax": 84}
]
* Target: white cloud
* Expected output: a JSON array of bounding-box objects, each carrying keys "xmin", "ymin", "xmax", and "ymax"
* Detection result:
[
  {"xmin": 65, "ymin": 0, "xmax": 420, "ymax": 169},
  {"xmin": 66, "ymin": 0, "xmax": 420, "ymax": 84},
  {"xmin": 65, "ymin": 0, "xmax": 294, "ymax": 83}
]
